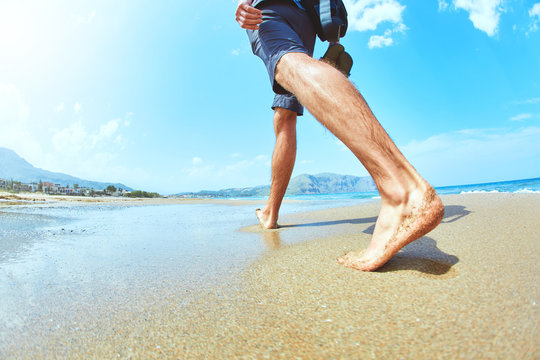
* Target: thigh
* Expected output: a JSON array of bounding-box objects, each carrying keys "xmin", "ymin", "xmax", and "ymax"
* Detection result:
[{"xmin": 247, "ymin": 3, "xmax": 315, "ymax": 95}]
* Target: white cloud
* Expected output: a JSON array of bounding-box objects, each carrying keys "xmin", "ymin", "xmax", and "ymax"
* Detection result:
[
  {"xmin": 184, "ymin": 157, "xmax": 214, "ymax": 178},
  {"xmin": 192, "ymin": 156, "xmax": 203, "ymax": 165},
  {"xmin": 48, "ymin": 115, "xmax": 130, "ymax": 180},
  {"xmin": 510, "ymin": 113, "xmax": 533, "ymax": 122},
  {"xmin": 401, "ymin": 126, "xmax": 540, "ymax": 186},
  {"xmin": 393, "ymin": 22, "xmax": 407, "ymax": 33},
  {"xmin": 88, "ymin": 10, "xmax": 96, "ymax": 24},
  {"xmin": 438, "ymin": 0, "xmax": 450, "ymax": 11},
  {"xmin": 0, "ymin": 83, "xmax": 29, "ymax": 120},
  {"xmin": 0, "ymin": 83, "xmax": 41, "ymax": 161},
  {"xmin": 0, "ymin": 84, "xmax": 132, "ymax": 184},
  {"xmin": 187, "ymin": 165, "xmax": 214, "ymax": 178},
  {"xmin": 343, "ymin": 0, "xmax": 406, "ymax": 48},
  {"xmin": 73, "ymin": 101, "xmax": 82, "ymax": 114},
  {"xmin": 231, "ymin": 48, "xmax": 240, "ymax": 56},
  {"xmin": 53, "ymin": 121, "xmax": 88, "ymax": 153},
  {"xmin": 344, "ymin": 0, "xmax": 405, "ymax": 31},
  {"xmin": 55, "ymin": 102, "xmax": 65, "ymax": 113},
  {"xmin": 369, "ymin": 29, "xmax": 393, "ymax": 48},
  {"xmin": 453, "ymin": 0, "xmax": 503, "ymax": 36},
  {"xmin": 183, "ymin": 154, "xmax": 270, "ymax": 188},
  {"xmin": 224, "ymin": 154, "xmax": 269, "ymax": 173},
  {"xmin": 87, "ymin": 118, "xmax": 124, "ymax": 148},
  {"xmin": 529, "ymin": 3, "xmax": 540, "ymax": 33},
  {"xmin": 74, "ymin": 10, "xmax": 97, "ymax": 25},
  {"xmin": 186, "ymin": 157, "xmax": 213, "ymax": 178},
  {"xmin": 52, "ymin": 118, "xmax": 122, "ymax": 153},
  {"xmin": 114, "ymin": 135, "xmax": 124, "ymax": 145},
  {"xmin": 518, "ymin": 97, "xmax": 540, "ymax": 104},
  {"xmin": 124, "ymin": 112, "xmax": 133, "ymax": 127},
  {"xmin": 98, "ymin": 119, "xmax": 120, "ymax": 139}
]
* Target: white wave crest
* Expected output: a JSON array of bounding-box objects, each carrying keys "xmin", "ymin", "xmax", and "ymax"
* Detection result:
[
  {"xmin": 514, "ymin": 188, "xmax": 540, "ymax": 194},
  {"xmin": 460, "ymin": 190, "xmax": 501, "ymax": 194},
  {"xmin": 459, "ymin": 188, "xmax": 540, "ymax": 194}
]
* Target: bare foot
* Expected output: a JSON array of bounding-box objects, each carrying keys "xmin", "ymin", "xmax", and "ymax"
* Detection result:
[
  {"xmin": 255, "ymin": 208, "xmax": 278, "ymax": 229},
  {"xmin": 338, "ymin": 186, "xmax": 444, "ymax": 271}
]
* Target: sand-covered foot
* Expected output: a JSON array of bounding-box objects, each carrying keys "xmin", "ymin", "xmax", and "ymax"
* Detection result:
[
  {"xmin": 338, "ymin": 186, "xmax": 444, "ymax": 271},
  {"xmin": 337, "ymin": 250, "xmax": 365, "ymax": 264},
  {"xmin": 255, "ymin": 208, "xmax": 278, "ymax": 230}
]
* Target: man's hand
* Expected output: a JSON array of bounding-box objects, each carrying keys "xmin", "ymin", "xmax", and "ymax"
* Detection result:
[{"xmin": 235, "ymin": 0, "xmax": 263, "ymax": 30}]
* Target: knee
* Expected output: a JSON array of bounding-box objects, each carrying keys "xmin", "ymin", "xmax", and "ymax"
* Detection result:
[
  {"xmin": 275, "ymin": 52, "xmax": 333, "ymax": 90},
  {"xmin": 275, "ymin": 52, "xmax": 314, "ymax": 87},
  {"xmin": 274, "ymin": 108, "xmax": 297, "ymax": 135}
]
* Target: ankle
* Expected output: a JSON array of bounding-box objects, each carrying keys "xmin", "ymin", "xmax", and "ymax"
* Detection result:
[
  {"xmin": 261, "ymin": 206, "xmax": 278, "ymax": 222},
  {"xmin": 380, "ymin": 186, "xmax": 409, "ymax": 207},
  {"xmin": 378, "ymin": 179, "xmax": 430, "ymax": 207}
]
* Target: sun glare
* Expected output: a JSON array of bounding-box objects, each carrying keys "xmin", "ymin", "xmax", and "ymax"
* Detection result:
[{"xmin": 0, "ymin": 2, "xmax": 41, "ymax": 61}]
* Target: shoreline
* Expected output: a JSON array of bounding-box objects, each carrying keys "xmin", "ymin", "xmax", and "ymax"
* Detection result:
[
  {"xmin": 1, "ymin": 193, "xmax": 539, "ymax": 358},
  {"xmin": 0, "ymin": 190, "xmax": 268, "ymax": 207}
]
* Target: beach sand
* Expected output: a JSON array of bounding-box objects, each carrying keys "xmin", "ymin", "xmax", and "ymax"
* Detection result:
[{"xmin": 2, "ymin": 193, "xmax": 539, "ymax": 359}]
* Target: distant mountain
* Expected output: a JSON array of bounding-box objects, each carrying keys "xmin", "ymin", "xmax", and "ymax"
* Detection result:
[
  {"xmin": 0, "ymin": 147, "xmax": 132, "ymax": 191},
  {"xmin": 287, "ymin": 173, "xmax": 377, "ymax": 194},
  {"xmin": 175, "ymin": 172, "xmax": 377, "ymax": 198}
]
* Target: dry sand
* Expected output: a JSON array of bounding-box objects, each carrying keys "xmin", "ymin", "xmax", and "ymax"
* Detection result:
[{"xmin": 2, "ymin": 193, "xmax": 539, "ymax": 359}]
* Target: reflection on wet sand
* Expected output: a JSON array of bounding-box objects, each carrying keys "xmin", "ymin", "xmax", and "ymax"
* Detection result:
[
  {"xmin": 253, "ymin": 203, "xmax": 466, "ymax": 276},
  {"xmin": 260, "ymin": 229, "xmax": 282, "ymax": 250}
]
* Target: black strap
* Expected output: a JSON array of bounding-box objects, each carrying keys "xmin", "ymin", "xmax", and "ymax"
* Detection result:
[
  {"xmin": 319, "ymin": 0, "xmax": 334, "ymax": 39},
  {"xmin": 301, "ymin": 0, "xmax": 347, "ymax": 42}
]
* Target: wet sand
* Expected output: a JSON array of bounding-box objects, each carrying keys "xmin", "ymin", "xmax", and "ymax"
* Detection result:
[{"xmin": 2, "ymin": 193, "xmax": 539, "ymax": 359}]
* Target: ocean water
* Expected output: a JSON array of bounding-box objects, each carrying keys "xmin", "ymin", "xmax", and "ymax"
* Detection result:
[
  {"xmin": 434, "ymin": 177, "xmax": 540, "ymax": 195},
  {"xmin": 0, "ymin": 204, "xmax": 264, "ymax": 337},
  {"xmin": 280, "ymin": 176, "xmax": 540, "ymax": 201},
  {"xmin": 0, "ymin": 200, "xmax": 349, "ymax": 339}
]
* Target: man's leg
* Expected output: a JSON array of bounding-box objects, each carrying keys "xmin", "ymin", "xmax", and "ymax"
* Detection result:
[
  {"xmin": 256, "ymin": 107, "xmax": 297, "ymax": 229},
  {"xmin": 274, "ymin": 53, "xmax": 444, "ymax": 271}
]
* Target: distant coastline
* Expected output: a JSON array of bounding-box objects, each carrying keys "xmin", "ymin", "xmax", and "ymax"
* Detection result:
[
  {"xmin": 2, "ymin": 145, "xmax": 539, "ymax": 200},
  {"xmin": 175, "ymin": 176, "xmax": 540, "ymax": 200},
  {"xmin": 2, "ymin": 177, "xmax": 539, "ymax": 207}
]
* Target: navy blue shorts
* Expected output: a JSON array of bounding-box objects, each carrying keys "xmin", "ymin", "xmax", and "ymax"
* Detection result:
[{"xmin": 247, "ymin": 1, "xmax": 316, "ymax": 116}]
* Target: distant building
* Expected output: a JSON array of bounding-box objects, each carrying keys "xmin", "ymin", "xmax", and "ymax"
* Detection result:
[
  {"xmin": 42, "ymin": 182, "xmax": 57, "ymax": 193},
  {"xmin": 113, "ymin": 188, "xmax": 129, "ymax": 196},
  {"xmin": 9, "ymin": 182, "xmax": 35, "ymax": 192},
  {"xmin": 58, "ymin": 186, "xmax": 74, "ymax": 195},
  {"xmin": 0, "ymin": 178, "xmax": 128, "ymax": 197},
  {"xmin": 79, "ymin": 188, "xmax": 93, "ymax": 196}
]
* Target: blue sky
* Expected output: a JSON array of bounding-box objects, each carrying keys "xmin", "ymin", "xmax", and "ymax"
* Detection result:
[{"xmin": 1, "ymin": 0, "xmax": 539, "ymax": 194}]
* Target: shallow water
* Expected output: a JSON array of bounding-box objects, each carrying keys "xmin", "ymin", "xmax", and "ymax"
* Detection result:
[
  {"xmin": 0, "ymin": 199, "xmax": 372, "ymax": 343},
  {"xmin": 0, "ymin": 205, "xmax": 260, "ymax": 338}
]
